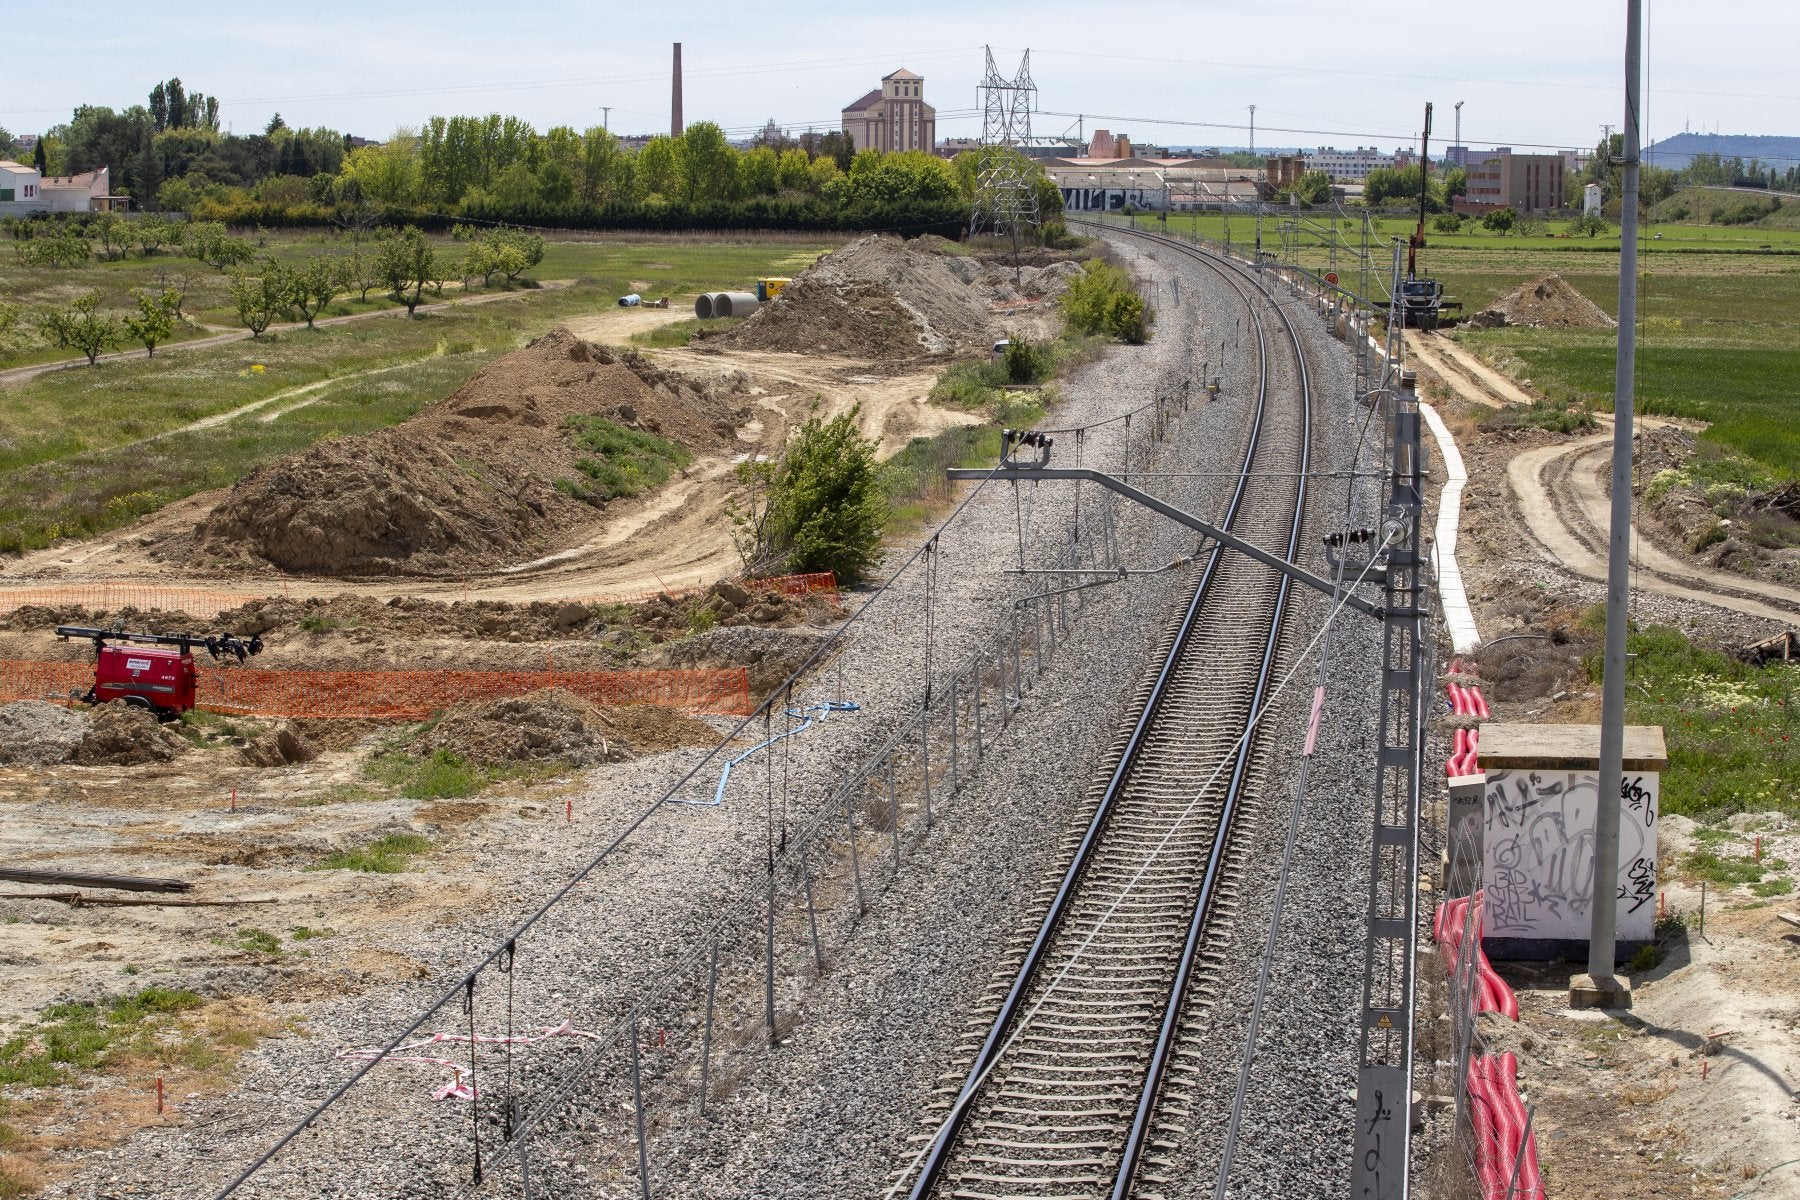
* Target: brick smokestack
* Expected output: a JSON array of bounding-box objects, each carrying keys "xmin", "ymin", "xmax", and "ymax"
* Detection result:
[{"xmin": 671, "ymin": 43, "xmax": 683, "ymax": 137}]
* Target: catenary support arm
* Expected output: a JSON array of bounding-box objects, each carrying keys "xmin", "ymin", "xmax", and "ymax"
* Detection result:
[{"xmin": 945, "ymin": 466, "xmax": 1387, "ymax": 620}]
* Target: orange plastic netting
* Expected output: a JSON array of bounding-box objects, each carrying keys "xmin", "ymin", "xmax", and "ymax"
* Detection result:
[{"xmin": 0, "ymin": 662, "xmax": 751, "ymax": 718}]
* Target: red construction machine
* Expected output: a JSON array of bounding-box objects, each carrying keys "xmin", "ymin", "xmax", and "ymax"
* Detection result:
[{"xmin": 55, "ymin": 624, "xmax": 263, "ymax": 720}]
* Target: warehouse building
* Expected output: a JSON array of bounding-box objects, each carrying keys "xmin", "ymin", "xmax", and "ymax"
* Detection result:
[{"xmin": 1042, "ymin": 156, "xmax": 1267, "ymax": 212}]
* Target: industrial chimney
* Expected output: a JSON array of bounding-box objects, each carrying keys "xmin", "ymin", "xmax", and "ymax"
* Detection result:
[{"xmin": 671, "ymin": 43, "xmax": 684, "ymax": 137}]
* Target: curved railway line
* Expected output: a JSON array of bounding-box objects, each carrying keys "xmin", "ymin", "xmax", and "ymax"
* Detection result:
[{"xmin": 893, "ymin": 227, "xmax": 1329, "ymax": 1200}]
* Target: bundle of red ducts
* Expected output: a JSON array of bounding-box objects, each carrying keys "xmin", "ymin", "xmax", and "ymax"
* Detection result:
[
  {"xmin": 1444, "ymin": 666, "xmax": 1490, "ymax": 777},
  {"xmin": 1433, "ymin": 893, "xmax": 1519, "ymax": 1021},
  {"xmin": 1466, "ymin": 1052, "xmax": 1544, "ymax": 1198}
]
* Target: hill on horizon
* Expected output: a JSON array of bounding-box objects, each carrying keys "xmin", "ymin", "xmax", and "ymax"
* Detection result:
[{"xmin": 1647, "ymin": 132, "xmax": 1800, "ymax": 169}]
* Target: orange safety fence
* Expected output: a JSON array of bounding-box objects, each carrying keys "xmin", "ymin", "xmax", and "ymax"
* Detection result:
[
  {"xmin": 0, "ymin": 585, "xmax": 264, "ymax": 620},
  {"xmin": 0, "ymin": 662, "xmax": 752, "ymax": 719},
  {"xmin": 0, "ymin": 573, "xmax": 837, "ymax": 619}
]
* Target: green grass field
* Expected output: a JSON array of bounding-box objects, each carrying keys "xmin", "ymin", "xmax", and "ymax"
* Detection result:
[
  {"xmin": 0, "ymin": 234, "xmax": 835, "ymax": 553},
  {"xmin": 1091, "ymin": 203, "xmax": 1800, "ymax": 477}
]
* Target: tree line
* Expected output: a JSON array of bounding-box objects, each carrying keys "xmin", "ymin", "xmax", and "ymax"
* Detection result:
[{"xmin": 11, "ymin": 79, "xmax": 974, "ymax": 237}]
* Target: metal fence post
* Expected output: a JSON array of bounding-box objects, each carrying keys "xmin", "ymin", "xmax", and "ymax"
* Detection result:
[
  {"xmin": 844, "ymin": 792, "xmax": 866, "ymax": 915},
  {"xmin": 1009, "ymin": 610, "xmax": 1022, "ymax": 717},
  {"xmin": 801, "ymin": 841, "xmax": 824, "ymax": 971},
  {"xmin": 764, "ymin": 869, "xmax": 777, "ymax": 1046},
  {"xmin": 974, "ymin": 655, "xmax": 985, "ymax": 759},
  {"xmin": 887, "ymin": 755, "xmax": 901, "ymax": 866},
  {"xmin": 1503, "ymin": 1106, "xmax": 1535, "ymax": 1200},
  {"xmin": 948, "ymin": 676, "xmax": 960, "ymax": 794},
  {"xmin": 698, "ymin": 934, "xmax": 719, "ymax": 1115},
  {"xmin": 630, "ymin": 1011, "xmax": 651, "ymax": 1200},
  {"xmin": 921, "ymin": 706, "xmax": 933, "ymax": 829}
]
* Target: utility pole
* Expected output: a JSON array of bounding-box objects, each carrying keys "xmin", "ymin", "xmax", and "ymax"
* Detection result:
[
  {"xmin": 1248, "ymin": 104, "xmax": 1256, "ymax": 156},
  {"xmin": 1453, "ymin": 100, "xmax": 1463, "ymax": 166},
  {"xmin": 1583, "ymin": 0, "xmax": 1643, "ymax": 1008},
  {"xmin": 601, "ymin": 106, "xmax": 611, "ymax": 131}
]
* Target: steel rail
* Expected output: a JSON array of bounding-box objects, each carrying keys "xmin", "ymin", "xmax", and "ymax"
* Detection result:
[
  {"xmin": 905, "ymin": 220, "xmax": 1312, "ymax": 1200},
  {"xmin": 1106, "ymin": 225, "xmax": 1313, "ymax": 1200}
]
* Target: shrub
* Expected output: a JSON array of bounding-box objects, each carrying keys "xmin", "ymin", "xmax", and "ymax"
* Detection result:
[
  {"xmin": 739, "ymin": 408, "xmax": 886, "ymax": 585},
  {"xmin": 1432, "ymin": 212, "xmax": 1464, "ymax": 233},
  {"xmin": 1002, "ymin": 335, "xmax": 1055, "ymax": 385},
  {"xmin": 1062, "ymin": 261, "xmax": 1153, "ymax": 343},
  {"xmin": 1480, "ymin": 206, "xmax": 1517, "ymax": 234}
]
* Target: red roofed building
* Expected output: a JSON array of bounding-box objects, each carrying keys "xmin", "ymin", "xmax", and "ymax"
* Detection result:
[{"xmin": 842, "ymin": 68, "xmax": 936, "ymax": 154}]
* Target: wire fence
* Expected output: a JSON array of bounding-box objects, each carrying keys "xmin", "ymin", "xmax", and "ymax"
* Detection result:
[
  {"xmin": 1422, "ymin": 780, "xmax": 1545, "ymax": 1200},
  {"xmin": 197, "ymin": 364, "xmax": 1206, "ymax": 1200}
]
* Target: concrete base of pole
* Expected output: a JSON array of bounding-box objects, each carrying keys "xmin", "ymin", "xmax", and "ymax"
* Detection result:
[{"xmin": 1568, "ymin": 972, "xmax": 1633, "ymax": 1010}]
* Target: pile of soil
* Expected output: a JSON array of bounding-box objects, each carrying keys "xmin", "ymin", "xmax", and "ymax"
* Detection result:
[
  {"xmin": 239, "ymin": 722, "xmax": 319, "ymax": 768},
  {"xmin": 69, "ymin": 701, "xmax": 188, "ymax": 765},
  {"xmin": 1466, "ymin": 273, "xmax": 1616, "ymax": 330},
  {"xmin": 719, "ymin": 235, "xmax": 1065, "ymax": 359},
  {"xmin": 413, "ymin": 688, "xmax": 714, "ymax": 766},
  {"xmin": 0, "ymin": 700, "xmax": 88, "ymax": 765},
  {"xmin": 415, "ymin": 688, "xmax": 632, "ymax": 767},
  {"xmin": 655, "ymin": 624, "xmax": 829, "ymax": 697},
  {"xmin": 603, "ymin": 704, "xmax": 721, "ymax": 754},
  {"xmin": 184, "ymin": 330, "xmax": 748, "ymax": 576}
]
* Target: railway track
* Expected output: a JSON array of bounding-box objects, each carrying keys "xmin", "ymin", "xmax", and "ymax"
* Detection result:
[{"xmin": 894, "ymin": 228, "xmax": 1320, "ymax": 1200}]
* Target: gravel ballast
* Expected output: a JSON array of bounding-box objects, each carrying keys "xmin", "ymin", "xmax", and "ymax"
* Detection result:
[{"xmin": 44, "ymin": 238, "xmax": 1392, "ymax": 1200}]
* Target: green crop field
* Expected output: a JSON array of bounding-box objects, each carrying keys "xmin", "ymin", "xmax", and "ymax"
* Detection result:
[
  {"xmin": 1086, "ymin": 206, "xmax": 1800, "ymax": 477},
  {"xmin": 0, "ymin": 234, "xmax": 836, "ymax": 554}
]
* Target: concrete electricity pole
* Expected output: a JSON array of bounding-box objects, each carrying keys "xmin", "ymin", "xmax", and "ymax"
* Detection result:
[
  {"xmin": 1247, "ymin": 104, "xmax": 1256, "ymax": 156},
  {"xmin": 601, "ymin": 106, "xmax": 611, "ymax": 131},
  {"xmin": 1453, "ymin": 100, "xmax": 1463, "ymax": 164},
  {"xmin": 1585, "ymin": 0, "xmax": 1643, "ymax": 1006}
]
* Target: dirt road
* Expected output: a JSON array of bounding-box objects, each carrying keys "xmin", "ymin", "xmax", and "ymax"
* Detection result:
[
  {"xmin": 1412, "ymin": 329, "xmax": 1800, "ymax": 629},
  {"xmin": 0, "ymin": 345, "xmax": 972, "ymax": 607},
  {"xmin": 1509, "ymin": 431, "xmax": 1800, "ymax": 625}
]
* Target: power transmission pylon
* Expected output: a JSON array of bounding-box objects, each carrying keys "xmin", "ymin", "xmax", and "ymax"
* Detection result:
[{"xmin": 969, "ymin": 46, "xmax": 1041, "ymax": 245}]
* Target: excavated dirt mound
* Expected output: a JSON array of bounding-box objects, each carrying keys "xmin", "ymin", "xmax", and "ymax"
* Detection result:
[
  {"xmin": 718, "ymin": 235, "xmax": 1072, "ymax": 359},
  {"xmin": 205, "ymin": 584, "xmax": 837, "ymax": 648},
  {"xmin": 604, "ymin": 704, "xmax": 721, "ymax": 754},
  {"xmin": 1466, "ymin": 273, "xmax": 1616, "ymax": 330},
  {"xmin": 185, "ymin": 330, "xmax": 747, "ymax": 577},
  {"xmin": 655, "ymin": 624, "xmax": 829, "ymax": 697},
  {"xmin": 415, "ymin": 688, "xmax": 633, "ymax": 767},
  {"xmin": 69, "ymin": 700, "xmax": 189, "ymax": 765},
  {"xmin": 0, "ymin": 700, "xmax": 89, "ymax": 765},
  {"xmin": 239, "ymin": 722, "xmax": 319, "ymax": 768}
]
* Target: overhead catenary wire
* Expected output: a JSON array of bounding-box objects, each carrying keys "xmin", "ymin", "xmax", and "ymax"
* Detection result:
[{"xmin": 887, "ymin": 527, "xmax": 1400, "ymax": 1200}]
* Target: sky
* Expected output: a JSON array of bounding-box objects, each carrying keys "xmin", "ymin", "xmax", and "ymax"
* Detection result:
[{"xmin": 3, "ymin": 0, "xmax": 1795, "ymax": 155}]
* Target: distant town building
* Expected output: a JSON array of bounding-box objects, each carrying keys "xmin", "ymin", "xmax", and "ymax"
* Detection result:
[
  {"xmin": 1265, "ymin": 154, "xmax": 1307, "ymax": 193},
  {"xmin": 1304, "ymin": 146, "xmax": 1413, "ymax": 181},
  {"xmin": 842, "ymin": 68, "xmax": 935, "ymax": 154},
  {"xmin": 0, "ymin": 162, "xmax": 122, "ymax": 214},
  {"xmin": 937, "ymin": 135, "xmax": 1085, "ymax": 161},
  {"xmin": 1456, "ymin": 150, "xmax": 1566, "ymax": 213},
  {"xmin": 1043, "ymin": 156, "xmax": 1269, "ymax": 213}
]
